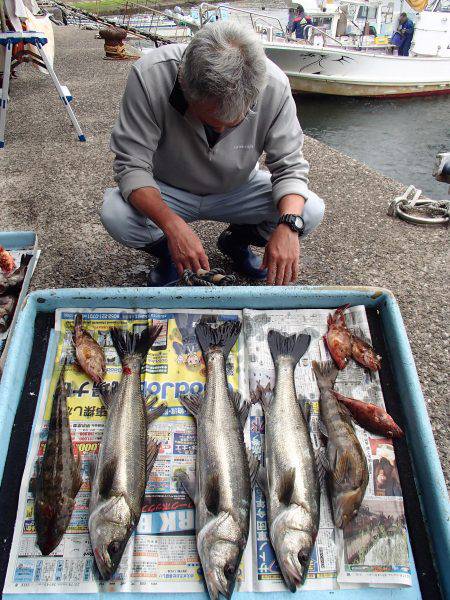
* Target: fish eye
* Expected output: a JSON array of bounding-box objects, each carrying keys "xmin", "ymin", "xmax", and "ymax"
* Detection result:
[
  {"xmin": 298, "ymin": 551, "xmax": 309, "ymax": 565},
  {"xmin": 108, "ymin": 541, "xmax": 121, "ymax": 555},
  {"xmin": 224, "ymin": 563, "xmax": 235, "ymax": 579}
]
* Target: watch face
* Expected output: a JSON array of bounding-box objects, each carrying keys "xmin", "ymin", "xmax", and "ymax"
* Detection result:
[{"xmin": 294, "ymin": 216, "xmax": 304, "ymax": 230}]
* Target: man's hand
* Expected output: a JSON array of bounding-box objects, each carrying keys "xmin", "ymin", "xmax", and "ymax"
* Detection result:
[
  {"xmin": 166, "ymin": 220, "xmax": 210, "ymax": 275},
  {"xmin": 129, "ymin": 187, "xmax": 210, "ymax": 275},
  {"xmin": 261, "ymin": 225, "xmax": 300, "ymax": 285}
]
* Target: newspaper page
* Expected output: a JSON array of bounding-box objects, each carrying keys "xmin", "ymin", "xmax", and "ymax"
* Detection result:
[
  {"xmin": 243, "ymin": 307, "xmax": 411, "ymax": 590},
  {"xmin": 4, "ymin": 305, "xmax": 411, "ymax": 595},
  {"xmin": 4, "ymin": 308, "xmax": 250, "ymax": 594}
]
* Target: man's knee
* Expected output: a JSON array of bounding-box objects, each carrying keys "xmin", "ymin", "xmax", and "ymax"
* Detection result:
[
  {"xmin": 303, "ymin": 192, "xmax": 325, "ymax": 236},
  {"xmin": 101, "ymin": 188, "xmax": 150, "ymax": 248}
]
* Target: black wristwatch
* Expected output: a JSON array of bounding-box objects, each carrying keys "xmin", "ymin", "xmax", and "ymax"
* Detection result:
[{"xmin": 278, "ymin": 214, "xmax": 305, "ymax": 236}]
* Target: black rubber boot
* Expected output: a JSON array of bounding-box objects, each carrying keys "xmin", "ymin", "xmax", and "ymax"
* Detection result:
[
  {"xmin": 217, "ymin": 224, "xmax": 268, "ymax": 280},
  {"xmin": 142, "ymin": 237, "xmax": 179, "ymax": 287}
]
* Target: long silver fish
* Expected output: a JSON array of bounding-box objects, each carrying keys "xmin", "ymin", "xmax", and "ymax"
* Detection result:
[
  {"xmin": 255, "ymin": 331, "xmax": 319, "ymax": 591},
  {"xmin": 35, "ymin": 367, "xmax": 82, "ymax": 555},
  {"xmin": 175, "ymin": 319, "xmax": 257, "ymax": 600},
  {"xmin": 312, "ymin": 361, "xmax": 369, "ymax": 528},
  {"xmin": 89, "ymin": 326, "xmax": 166, "ymax": 579}
]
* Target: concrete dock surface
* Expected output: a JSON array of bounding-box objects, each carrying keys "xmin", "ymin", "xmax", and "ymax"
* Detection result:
[{"xmin": 0, "ymin": 27, "xmax": 448, "ymax": 486}]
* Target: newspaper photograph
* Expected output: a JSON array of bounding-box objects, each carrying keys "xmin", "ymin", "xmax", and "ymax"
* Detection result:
[{"xmin": 4, "ymin": 305, "xmax": 412, "ymax": 595}]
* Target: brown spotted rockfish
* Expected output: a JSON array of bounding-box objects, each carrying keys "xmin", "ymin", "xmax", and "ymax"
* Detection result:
[
  {"xmin": 312, "ymin": 361, "xmax": 368, "ymax": 528},
  {"xmin": 34, "ymin": 367, "xmax": 82, "ymax": 555},
  {"xmin": 72, "ymin": 314, "xmax": 106, "ymax": 384}
]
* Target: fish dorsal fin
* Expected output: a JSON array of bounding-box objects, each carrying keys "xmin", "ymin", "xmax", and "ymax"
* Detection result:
[
  {"xmin": 173, "ymin": 468, "xmax": 196, "ymax": 501},
  {"xmin": 246, "ymin": 448, "xmax": 260, "ymax": 489},
  {"xmin": 204, "ymin": 472, "xmax": 220, "ymax": 515},
  {"xmin": 318, "ymin": 418, "xmax": 329, "ymax": 440},
  {"xmin": 179, "ymin": 392, "xmax": 203, "ymax": 418},
  {"xmin": 298, "ymin": 396, "xmax": 311, "ymax": 424},
  {"xmin": 333, "ymin": 449, "xmax": 352, "ymax": 485},
  {"xmin": 146, "ymin": 438, "xmax": 161, "ymax": 483},
  {"xmin": 337, "ymin": 401, "xmax": 353, "ymax": 425},
  {"xmin": 278, "ymin": 467, "xmax": 296, "ymax": 506},
  {"xmin": 251, "ymin": 383, "xmax": 273, "ymax": 411},
  {"xmin": 99, "ymin": 457, "xmax": 118, "ymax": 497},
  {"xmin": 97, "ymin": 382, "xmax": 114, "ymax": 411},
  {"xmin": 145, "ymin": 396, "xmax": 167, "ymax": 424},
  {"xmin": 315, "ymin": 447, "xmax": 330, "ymax": 490},
  {"xmin": 231, "ymin": 391, "xmax": 250, "ymax": 428},
  {"xmin": 256, "ymin": 466, "xmax": 268, "ymax": 496}
]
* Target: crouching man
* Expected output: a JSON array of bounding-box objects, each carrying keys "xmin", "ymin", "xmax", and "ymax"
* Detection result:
[{"xmin": 101, "ymin": 21, "xmax": 324, "ymax": 286}]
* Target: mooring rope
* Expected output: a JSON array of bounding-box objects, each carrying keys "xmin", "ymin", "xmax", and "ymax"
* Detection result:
[{"xmin": 180, "ymin": 268, "xmax": 236, "ymax": 287}]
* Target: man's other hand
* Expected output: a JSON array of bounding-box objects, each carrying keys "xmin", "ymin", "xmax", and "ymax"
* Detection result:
[
  {"xmin": 167, "ymin": 221, "xmax": 210, "ymax": 275},
  {"xmin": 261, "ymin": 225, "xmax": 300, "ymax": 285}
]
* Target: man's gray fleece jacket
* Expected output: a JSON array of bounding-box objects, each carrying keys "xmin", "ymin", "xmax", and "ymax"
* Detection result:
[{"xmin": 111, "ymin": 43, "xmax": 313, "ymax": 205}]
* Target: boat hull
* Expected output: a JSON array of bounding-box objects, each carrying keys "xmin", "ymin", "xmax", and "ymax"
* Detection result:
[{"xmin": 264, "ymin": 43, "xmax": 450, "ymax": 97}]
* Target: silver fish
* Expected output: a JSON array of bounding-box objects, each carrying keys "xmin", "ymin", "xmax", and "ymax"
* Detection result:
[
  {"xmin": 89, "ymin": 326, "xmax": 166, "ymax": 579},
  {"xmin": 175, "ymin": 319, "xmax": 257, "ymax": 600},
  {"xmin": 312, "ymin": 361, "xmax": 369, "ymax": 528},
  {"xmin": 255, "ymin": 331, "xmax": 319, "ymax": 591},
  {"xmin": 34, "ymin": 367, "xmax": 82, "ymax": 555}
]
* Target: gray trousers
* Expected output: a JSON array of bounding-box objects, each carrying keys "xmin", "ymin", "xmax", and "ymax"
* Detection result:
[{"xmin": 101, "ymin": 170, "xmax": 325, "ymax": 249}]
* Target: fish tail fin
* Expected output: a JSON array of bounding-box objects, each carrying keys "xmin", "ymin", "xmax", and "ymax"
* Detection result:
[
  {"xmin": 195, "ymin": 319, "xmax": 241, "ymax": 359},
  {"xmin": 312, "ymin": 360, "xmax": 339, "ymax": 390},
  {"xmin": 19, "ymin": 253, "xmax": 32, "ymax": 268},
  {"xmin": 73, "ymin": 313, "xmax": 83, "ymax": 336},
  {"xmin": 110, "ymin": 325, "xmax": 162, "ymax": 362},
  {"xmin": 268, "ymin": 330, "xmax": 311, "ymax": 365}
]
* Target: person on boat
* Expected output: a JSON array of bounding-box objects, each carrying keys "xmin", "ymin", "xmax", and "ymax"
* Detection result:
[
  {"xmin": 101, "ymin": 21, "xmax": 324, "ymax": 287},
  {"xmin": 288, "ymin": 5, "xmax": 312, "ymax": 40},
  {"xmin": 397, "ymin": 12, "xmax": 414, "ymax": 56}
]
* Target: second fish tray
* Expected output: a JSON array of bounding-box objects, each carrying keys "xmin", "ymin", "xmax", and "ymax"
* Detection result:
[{"xmin": 0, "ymin": 286, "xmax": 448, "ymax": 600}]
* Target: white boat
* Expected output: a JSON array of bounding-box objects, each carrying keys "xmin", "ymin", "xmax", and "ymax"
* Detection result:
[
  {"xmin": 200, "ymin": 0, "xmax": 450, "ymax": 97},
  {"xmin": 263, "ymin": 0, "xmax": 450, "ymax": 96}
]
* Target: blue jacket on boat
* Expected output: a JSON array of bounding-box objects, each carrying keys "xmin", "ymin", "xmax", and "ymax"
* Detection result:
[
  {"xmin": 398, "ymin": 19, "xmax": 414, "ymax": 56},
  {"xmin": 289, "ymin": 13, "xmax": 312, "ymax": 39}
]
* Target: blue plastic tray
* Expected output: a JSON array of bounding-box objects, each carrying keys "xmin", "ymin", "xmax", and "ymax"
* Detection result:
[{"xmin": 0, "ymin": 286, "xmax": 448, "ymax": 600}]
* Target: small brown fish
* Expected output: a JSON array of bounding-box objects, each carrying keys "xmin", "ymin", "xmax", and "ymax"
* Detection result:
[
  {"xmin": 324, "ymin": 305, "xmax": 352, "ymax": 370},
  {"xmin": 72, "ymin": 314, "xmax": 106, "ymax": 384},
  {"xmin": 35, "ymin": 368, "xmax": 82, "ymax": 555},
  {"xmin": 333, "ymin": 391, "xmax": 403, "ymax": 438},
  {"xmin": 0, "ymin": 254, "xmax": 31, "ymax": 294},
  {"xmin": 0, "ymin": 294, "xmax": 16, "ymax": 333},
  {"xmin": 0, "ymin": 245, "xmax": 15, "ymax": 275},
  {"xmin": 312, "ymin": 361, "xmax": 369, "ymax": 529},
  {"xmin": 351, "ymin": 335, "xmax": 381, "ymax": 372}
]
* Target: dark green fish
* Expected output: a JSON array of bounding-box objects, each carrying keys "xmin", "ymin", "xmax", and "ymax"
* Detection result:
[
  {"xmin": 34, "ymin": 368, "xmax": 82, "ymax": 555},
  {"xmin": 312, "ymin": 361, "xmax": 369, "ymax": 528}
]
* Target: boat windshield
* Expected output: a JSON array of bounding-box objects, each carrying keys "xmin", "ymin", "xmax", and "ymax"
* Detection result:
[{"xmin": 426, "ymin": 0, "xmax": 450, "ymax": 11}]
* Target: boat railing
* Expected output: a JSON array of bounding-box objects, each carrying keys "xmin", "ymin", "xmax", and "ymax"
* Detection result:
[
  {"xmin": 198, "ymin": 2, "xmax": 287, "ymax": 39},
  {"xmin": 117, "ymin": 1, "xmax": 192, "ymax": 41},
  {"xmin": 303, "ymin": 24, "xmax": 344, "ymax": 47}
]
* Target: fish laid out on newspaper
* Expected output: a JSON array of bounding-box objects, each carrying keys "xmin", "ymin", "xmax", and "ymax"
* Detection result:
[
  {"xmin": 89, "ymin": 326, "xmax": 166, "ymax": 580},
  {"xmin": 0, "ymin": 295, "xmax": 16, "ymax": 333},
  {"xmin": 325, "ymin": 305, "xmax": 381, "ymax": 371},
  {"xmin": 72, "ymin": 314, "xmax": 106, "ymax": 384},
  {"xmin": 34, "ymin": 367, "xmax": 82, "ymax": 555},
  {"xmin": 312, "ymin": 361, "xmax": 369, "ymax": 528},
  {"xmin": 175, "ymin": 319, "xmax": 257, "ymax": 600},
  {"xmin": 333, "ymin": 391, "xmax": 404, "ymax": 439},
  {"xmin": 254, "ymin": 331, "xmax": 319, "ymax": 591},
  {"xmin": 0, "ymin": 245, "xmax": 15, "ymax": 275}
]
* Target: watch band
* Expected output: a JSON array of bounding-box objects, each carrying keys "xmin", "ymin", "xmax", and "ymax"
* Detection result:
[{"xmin": 278, "ymin": 214, "xmax": 305, "ymax": 235}]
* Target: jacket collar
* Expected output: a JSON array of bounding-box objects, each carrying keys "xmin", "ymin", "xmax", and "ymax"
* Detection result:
[{"xmin": 169, "ymin": 73, "xmax": 188, "ymax": 116}]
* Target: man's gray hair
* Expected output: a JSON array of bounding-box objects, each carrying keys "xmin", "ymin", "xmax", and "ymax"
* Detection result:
[{"xmin": 180, "ymin": 21, "xmax": 267, "ymax": 122}]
